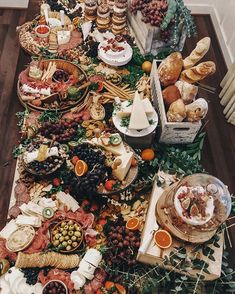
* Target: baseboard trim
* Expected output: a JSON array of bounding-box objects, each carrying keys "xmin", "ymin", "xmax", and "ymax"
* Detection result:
[
  {"xmin": 187, "ymin": 4, "xmax": 233, "ymax": 67},
  {"xmin": 0, "ymin": 0, "xmax": 29, "ymax": 9}
]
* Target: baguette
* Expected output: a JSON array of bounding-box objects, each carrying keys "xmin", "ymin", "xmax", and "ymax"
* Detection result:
[
  {"xmin": 180, "ymin": 61, "xmax": 216, "ymax": 84},
  {"xmin": 183, "ymin": 37, "xmax": 211, "ymax": 69}
]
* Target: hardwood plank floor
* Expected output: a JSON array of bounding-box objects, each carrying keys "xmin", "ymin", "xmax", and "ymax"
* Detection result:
[{"xmin": 0, "ymin": 4, "xmax": 234, "ymax": 264}]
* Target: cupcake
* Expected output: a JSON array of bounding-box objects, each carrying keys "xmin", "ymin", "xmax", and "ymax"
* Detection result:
[
  {"xmin": 85, "ymin": 0, "xmax": 98, "ymax": 21},
  {"xmin": 96, "ymin": 4, "xmax": 111, "ymax": 30}
]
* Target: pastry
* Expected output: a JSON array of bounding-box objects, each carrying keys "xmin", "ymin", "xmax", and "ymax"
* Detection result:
[
  {"xmin": 112, "ymin": 0, "xmax": 127, "ymax": 34},
  {"xmin": 183, "ymin": 37, "xmax": 211, "ymax": 69},
  {"xmin": 185, "ymin": 98, "xmax": 208, "ymax": 122},
  {"xmin": 85, "ymin": 0, "xmax": 98, "ymax": 21},
  {"xmin": 180, "ymin": 61, "xmax": 216, "ymax": 84},
  {"xmin": 175, "ymin": 80, "xmax": 198, "ymax": 104},
  {"xmin": 167, "ymin": 99, "xmax": 186, "ymax": 122},
  {"xmin": 158, "ymin": 52, "xmax": 183, "ymax": 86},
  {"xmin": 162, "ymin": 85, "xmax": 181, "ymax": 107},
  {"xmin": 108, "ymin": 0, "xmax": 115, "ymax": 11},
  {"xmin": 96, "ymin": 4, "xmax": 111, "ymax": 30}
]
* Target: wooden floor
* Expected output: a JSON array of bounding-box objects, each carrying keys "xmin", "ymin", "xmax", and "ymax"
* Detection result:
[{"xmin": 0, "ymin": 2, "xmax": 234, "ymax": 261}]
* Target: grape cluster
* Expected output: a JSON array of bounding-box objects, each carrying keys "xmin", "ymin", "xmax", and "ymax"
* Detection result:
[
  {"xmin": 105, "ymin": 222, "xmax": 141, "ymax": 266},
  {"xmin": 131, "ymin": 0, "xmax": 168, "ymax": 27},
  {"xmin": 39, "ymin": 120, "xmax": 80, "ymax": 143},
  {"xmin": 73, "ymin": 144, "xmax": 111, "ymax": 195},
  {"xmin": 21, "ymin": 267, "xmax": 41, "ymax": 285}
]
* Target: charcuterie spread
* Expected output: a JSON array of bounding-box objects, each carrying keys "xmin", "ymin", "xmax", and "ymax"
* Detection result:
[{"xmin": 0, "ymin": 0, "xmax": 234, "ymax": 294}]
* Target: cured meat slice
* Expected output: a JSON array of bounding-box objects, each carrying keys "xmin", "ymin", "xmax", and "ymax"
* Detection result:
[
  {"xmin": 0, "ymin": 238, "xmax": 17, "ymax": 260},
  {"xmin": 8, "ymin": 205, "xmax": 21, "ymax": 219},
  {"xmin": 17, "ymin": 192, "xmax": 30, "ymax": 203},
  {"xmin": 14, "ymin": 182, "xmax": 27, "ymax": 198},
  {"xmin": 71, "ymin": 30, "xmax": 82, "ymax": 38}
]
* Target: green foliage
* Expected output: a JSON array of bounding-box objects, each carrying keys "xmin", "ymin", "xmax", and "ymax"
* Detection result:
[
  {"xmin": 38, "ymin": 110, "xmax": 61, "ymax": 123},
  {"xmin": 161, "ymin": 0, "xmax": 177, "ymax": 30},
  {"xmin": 16, "ymin": 109, "xmax": 29, "ymax": 127}
]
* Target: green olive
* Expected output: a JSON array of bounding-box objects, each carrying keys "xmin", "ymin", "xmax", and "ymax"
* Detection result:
[
  {"xmin": 59, "ymin": 227, "xmax": 64, "ymax": 233},
  {"xmin": 75, "ymin": 226, "xmax": 81, "ymax": 231},
  {"xmin": 52, "ymin": 230, "xmax": 58, "ymax": 235},
  {"xmin": 62, "ymin": 241, "xmax": 68, "ymax": 247},
  {"xmin": 61, "ymin": 221, "xmax": 67, "ymax": 227},
  {"xmin": 62, "ymin": 230, "xmax": 68, "ymax": 236},
  {"xmin": 64, "ymin": 225, "xmax": 69, "ymax": 230},
  {"xmin": 72, "ymin": 242, "xmax": 78, "ymax": 248},
  {"xmin": 67, "ymin": 240, "xmax": 72, "ymax": 245},
  {"xmin": 68, "ymin": 220, "xmax": 74, "ymax": 226},
  {"xmin": 68, "ymin": 231, "xmax": 74, "ymax": 236},
  {"xmin": 55, "ymin": 233, "xmax": 61, "ymax": 240},
  {"xmin": 66, "ymin": 245, "xmax": 72, "ymax": 251},
  {"xmin": 59, "ymin": 236, "xmax": 65, "ymax": 242},
  {"xmin": 69, "ymin": 225, "xmax": 74, "ymax": 231},
  {"xmin": 53, "ymin": 240, "xmax": 59, "ymax": 246},
  {"xmin": 64, "ymin": 235, "xmax": 70, "ymax": 241},
  {"xmin": 74, "ymin": 231, "xmax": 81, "ymax": 238},
  {"xmin": 71, "ymin": 236, "xmax": 77, "ymax": 241}
]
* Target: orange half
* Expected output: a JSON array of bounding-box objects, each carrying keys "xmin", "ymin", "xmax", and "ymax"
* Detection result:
[
  {"xmin": 154, "ymin": 230, "xmax": 172, "ymax": 249},
  {"xmin": 75, "ymin": 160, "xmax": 88, "ymax": 177},
  {"xmin": 126, "ymin": 217, "xmax": 140, "ymax": 231}
]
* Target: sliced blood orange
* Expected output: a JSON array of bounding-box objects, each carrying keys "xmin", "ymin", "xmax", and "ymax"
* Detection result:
[
  {"xmin": 126, "ymin": 217, "xmax": 140, "ymax": 231},
  {"xmin": 75, "ymin": 160, "xmax": 88, "ymax": 176},
  {"xmin": 154, "ymin": 230, "xmax": 172, "ymax": 249}
]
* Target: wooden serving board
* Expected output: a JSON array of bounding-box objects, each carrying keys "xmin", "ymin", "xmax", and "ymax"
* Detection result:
[
  {"xmin": 156, "ymin": 184, "xmax": 216, "ymax": 243},
  {"xmin": 137, "ymin": 182, "xmax": 224, "ymax": 281}
]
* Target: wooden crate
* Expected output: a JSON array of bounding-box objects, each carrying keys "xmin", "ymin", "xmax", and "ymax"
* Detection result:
[
  {"xmin": 127, "ymin": 1, "xmax": 186, "ymax": 55},
  {"xmin": 150, "ymin": 60, "xmax": 202, "ymax": 144},
  {"xmin": 137, "ymin": 182, "xmax": 224, "ymax": 281}
]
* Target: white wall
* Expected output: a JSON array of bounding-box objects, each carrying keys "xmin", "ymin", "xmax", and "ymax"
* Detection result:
[
  {"xmin": 0, "ymin": 0, "xmax": 29, "ymax": 9},
  {"xmin": 184, "ymin": 0, "xmax": 235, "ymax": 66}
]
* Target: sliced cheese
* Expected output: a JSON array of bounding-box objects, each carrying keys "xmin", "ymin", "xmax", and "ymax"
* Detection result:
[
  {"xmin": 26, "ymin": 146, "xmax": 59, "ymax": 163},
  {"xmin": 57, "ymin": 30, "xmax": 71, "ymax": 45},
  {"xmin": 117, "ymin": 103, "xmax": 133, "ymax": 118},
  {"xmin": 0, "ymin": 220, "xmax": 18, "ymax": 239},
  {"xmin": 129, "ymin": 92, "xmax": 150, "ymax": 130},
  {"xmin": 91, "ymin": 136, "xmax": 126, "ymax": 156},
  {"xmin": 56, "ymin": 191, "xmax": 80, "ymax": 212},
  {"xmin": 15, "ymin": 215, "xmax": 41, "ymax": 227},
  {"xmin": 112, "ymin": 152, "xmax": 133, "ymax": 181}
]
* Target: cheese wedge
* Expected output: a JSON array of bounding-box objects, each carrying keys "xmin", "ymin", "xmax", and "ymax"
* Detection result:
[
  {"xmin": 142, "ymin": 98, "xmax": 154, "ymax": 115},
  {"xmin": 117, "ymin": 99, "xmax": 154, "ymax": 118},
  {"xmin": 91, "ymin": 137, "xmax": 126, "ymax": 156},
  {"xmin": 57, "ymin": 30, "xmax": 71, "ymax": 45},
  {"xmin": 128, "ymin": 92, "xmax": 150, "ymax": 130},
  {"xmin": 112, "ymin": 152, "xmax": 133, "ymax": 181}
]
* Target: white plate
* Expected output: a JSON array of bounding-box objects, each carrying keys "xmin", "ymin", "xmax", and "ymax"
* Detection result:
[
  {"xmin": 98, "ymin": 41, "xmax": 133, "ymax": 67},
  {"xmin": 48, "ymin": 18, "xmax": 61, "ymax": 27},
  {"xmin": 112, "ymin": 100, "xmax": 158, "ymax": 137}
]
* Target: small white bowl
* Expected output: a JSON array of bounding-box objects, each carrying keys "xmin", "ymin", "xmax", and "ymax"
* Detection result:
[
  {"xmin": 35, "ymin": 25, "xmax": 50, "ymax": 38},
  {"xmin": 42, "ymin": 280, "xmax": 68, "ymax": 294}
]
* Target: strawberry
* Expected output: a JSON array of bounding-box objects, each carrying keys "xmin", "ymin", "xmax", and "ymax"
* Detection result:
[
  {"xmin": 104, "ymin": 180, "xmax": 116, "ymax": 191},
  {"xmin": 52, "ymin": 178, "xmax": 61, "ymax": 187}
]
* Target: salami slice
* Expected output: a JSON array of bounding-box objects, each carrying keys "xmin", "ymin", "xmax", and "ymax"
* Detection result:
[
  {"xmin": 17, "ymin": 192, "xmax": 30, "ymax": 203},
  {"xmin": 14, "ymin": 182, "xmax": 27, "ymax": 198},
  {"xmin": 8, "ymin": 205, "xmax": 21, "ymax": 219}
]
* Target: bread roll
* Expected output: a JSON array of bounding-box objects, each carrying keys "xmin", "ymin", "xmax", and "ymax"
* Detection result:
[
  {"xmin": 158, "ymin": 52, "xmax": 183, "ymax": 86},
  {"xmin": 183, "ymin": 37, "xmax": 211, "ymax": 69},
  {"xmin": 167, "ymin": 99, "xmax": 186, "ymax": 122},
  {"xmin": 180, "ymin": 61, "xmax": 216, "ymax": 84},
  {"xmin": 175, "ymin": 81, "xmax": 198, "ymax": 104},
  {"xmin": 162, "ymin": 85, "xmax": 181, "ymax": 107}
]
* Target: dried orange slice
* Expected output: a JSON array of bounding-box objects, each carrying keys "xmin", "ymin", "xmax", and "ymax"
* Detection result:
[
  {"xmin": 126, "ymin": 217, "xmax": 140, "ymax": 231},
  {"xmin": 154, "ymin": 230, "xmax": 172, "ymax": 249},
  {"xmin": 75, "ymin": 160, "xmax": 88, "ymax": 177}
]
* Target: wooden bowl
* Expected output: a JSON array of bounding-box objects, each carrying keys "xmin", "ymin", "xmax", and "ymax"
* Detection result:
[{"xmin": 50, "ymin": 220, "xmax": 84, "ymax": 253}]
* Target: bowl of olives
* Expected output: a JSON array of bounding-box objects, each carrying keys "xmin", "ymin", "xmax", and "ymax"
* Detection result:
[
  {"xmin": 42, "ymin": 280, "xmax": 68, "ymax": 294},
  {"xmin": 51, "ymin": 219, "xmax": 84, "ymax": 253}
]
